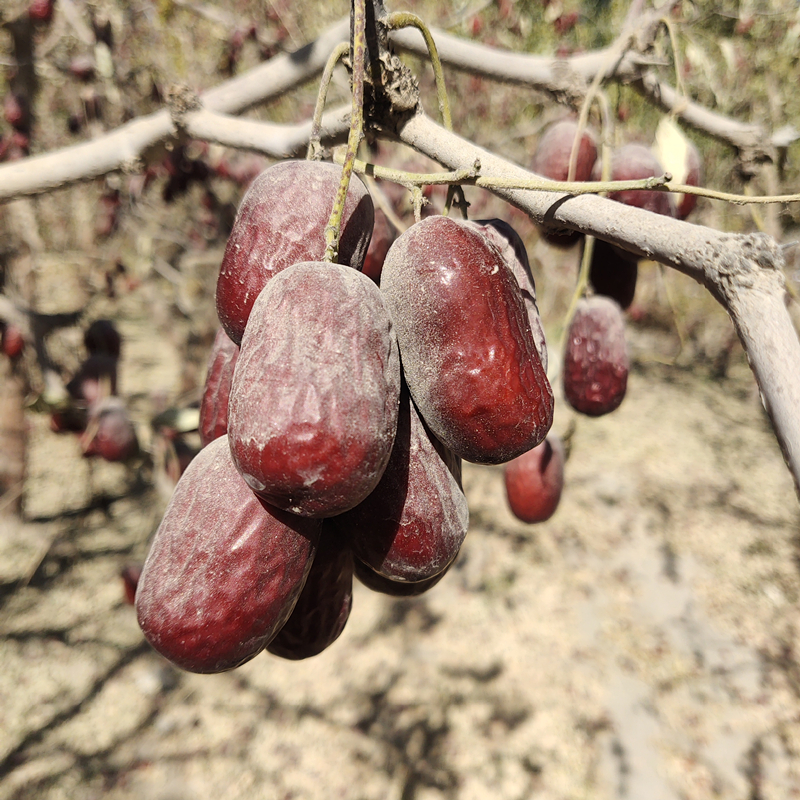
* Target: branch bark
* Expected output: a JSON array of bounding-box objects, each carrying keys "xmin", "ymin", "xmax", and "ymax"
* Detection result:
[
  {"xmin": 0, "ymin": 18, "xmax": 351, "ymax": 201},
  {"xmin": 388, "ymin": 22, "xmax": 798, "ymax": 155},
  {"xmin": 398, "ymin": 112, "xmax": 800, "ymax": 492}
]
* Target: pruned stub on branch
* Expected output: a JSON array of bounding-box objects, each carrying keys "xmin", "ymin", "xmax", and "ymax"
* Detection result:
[{"xmin": 359, "ymin": 0, "xmax": 420, "ymax": 137}]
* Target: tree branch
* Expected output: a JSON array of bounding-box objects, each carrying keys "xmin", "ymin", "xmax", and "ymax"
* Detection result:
[
  {"xmin": 398, "ymin": 111, "xmax": 800, "ymax": 492},
  {"xmin": 0, "ymin": 18, "xmax": 351, "ymax": 201},
  {"xmin": 388, "ymin": 21, "xmax": 798, "ymax": 155}
]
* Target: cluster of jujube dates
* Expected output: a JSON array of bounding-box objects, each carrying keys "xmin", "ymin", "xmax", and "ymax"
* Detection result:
[{"xmin": 135, "ymin": 157, "xmax": 555, "ymax": 673}]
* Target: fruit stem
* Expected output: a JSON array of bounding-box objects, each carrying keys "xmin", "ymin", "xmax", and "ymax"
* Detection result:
[
  {"xmin": 333, "ymin": 151, "xmax": 479, "ymax": 186},
  {"xmin": 385, "ymin": 12, "xmax": 451, "ymax": 131},
  {"xmin": 383, "ymin": 12, "xmax": 467, "ymax": 218},
  {"xmin": 323, "ymin": 0, "xmax": 367, "ymax": 263},
  {"xmin": 307, "ymin": 42, "xmax": 350, "ymax": 162}
]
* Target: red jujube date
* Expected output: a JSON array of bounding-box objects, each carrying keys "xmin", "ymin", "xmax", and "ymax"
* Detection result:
[
  {"xmin": 504, "ymin": 433, "xmax": 565, "ymax": 523},
  {"xmin": 199, "ymin": 327, "xmax": 240, "ymax": 447},
  {"xmin": 593, "ymin": 144, "xmax": 674, "ymax": 218},
  {"xmin": 135, "ymin": 436, "xmax": 321, "ymax": 674},
  {"xmin": 216, "ymin": 160, "xmax": 374, "ymax": 345},
  {"xmin": 334, "ymin": 384, "xmax": 468, "ymax": 583},
  {"xmin": 588, "ymin": 238, "xmax": 638, "ymax": 310},
  {"xmin": 563, "ymin": 296, "xmax": 629, "ymax": 417},
  {"xmin": 228, "ymin": 262, "xmax": 401, "ymax": 517},
  {"xmin": 531, "ymin": 119, "xmax": 598, "ymax": 246},
  {"xmin": 267, "ymin": 525, "xmax": 353, "ymax": 660},
  {"xmin": 380, "ymin": 215, "xmax": 554, "ymax": 465},
  {"xmin": 469, "ymin": 218, "xmax": 548, "ymax": 372}
]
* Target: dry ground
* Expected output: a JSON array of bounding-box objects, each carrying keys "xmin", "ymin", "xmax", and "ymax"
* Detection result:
[{"xmin": 1, "ymin": 258, "xmax": 799, "ymax": 799}]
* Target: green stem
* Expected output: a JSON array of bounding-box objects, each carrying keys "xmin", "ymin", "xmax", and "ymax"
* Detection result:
[
  {"xmin": 307, "ymin": 41, "xmax": 350, "ymax": 161},
  {"xmin": 323, "ymin": 0, "xmax": 367, "ymax": 263},
  {"xmin": 385, "ymin": 11, "xmax": 452, "ymax": 130}
]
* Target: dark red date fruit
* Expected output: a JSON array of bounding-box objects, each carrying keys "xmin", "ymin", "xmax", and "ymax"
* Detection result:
[
  {"xmin": 228, "ymin": 262, "xmax": 400, "ymax": 517},
  {"xmin": 381, "ymin": 215, "xmax": 553, "ymax": 465},
  {"xmin": 121, "ymin": 564, "xmax": 142, "ymax": 605},
  {"xmin": 532, "ymin": 119, "xmax": 597, "ymax": 246},
  {"xmin": 216, "ymin": 160, "xmax": 374, "ymax": 345},
  {"xmin": 361, "ymin": 207, "xmax": 395, "ymax": 284},
  {"xmin": 136, "ymin": 436, "xmax": 321, "ymax": 674},
  {"xmin": 563, "ymin": 296, "xmax": 629, "ymax": 417},
  {"xmin": 353, "ymin": 556, "xmax": 449, "ymax": 597},
  {"xmin": 334, "ymin": 384, "xmax": 468, "ymax": 583},
  {"xmin": 80, "ymin": 397, "xmax": 139, "ymax": 462},
  {"xmin": 593, "ymin": 144, "xmax": 674, "ymax": 218},
  {"xmin": 1, "ymin": 324, "xmax": 24, "ymax": 359},
  {"xmin": 469, "ymin": 218, "xmax": 548, "ymax": 372},
  {"xmin": 199, "ymin": 327, "xmax": 240, "ymax": 447},
  {"xmin": 588, "ymin": 238, "xmax": 638, "ymax": 310},
  {"xmin": 504, "ymin": 434, "xmax": 565, "ymax": 523},
  {"xmin": 83, "ymin": 319, "xmax": 122, "ymax": 358},
  {"xmin": 267, "ymin": 525, "xmax": 353, "ymax": 660}
]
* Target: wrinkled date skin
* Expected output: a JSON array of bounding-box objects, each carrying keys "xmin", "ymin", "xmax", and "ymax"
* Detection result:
[
  {"xmin": 381, "ymin": 215, "xmax": 554, "ymax": 465},
  {"xmin": 216, "ymin": 160, "xmax": 374, "ymax": 345},
  {"xmin": 353, "ymin": 555, "xmax": 450, "ymax": 597},
  {"xmin": 334, "ymin": 385, "xmax": 468, "ymax": 583},
  {"xmin": 589, "ymin": 239, "xmax": 638, "ymax": 310},
  {"xmin": 563, "ymin": 296, "xmax": 629, "ymax": 417},
  {"xmin": 267, "ymin": 524, "xmax": 353, "ymax": 660},
  {"xmin": 504, "ymin": 433, "xmax": 565, "ymax": 523},
  {"xmin": 469, "ymin": 218, "xmax": 548, "ymax": 372},
  {"xmin": 199, "ymin": 327, "xmax": 240, "ymax": 447},
  {"xmin": 136, "ymin": 436, "xmax": 321, "ymax": 674},
  {"xmin": 228, "ymin": 262, "xmax": 401, "ymax": 517}
]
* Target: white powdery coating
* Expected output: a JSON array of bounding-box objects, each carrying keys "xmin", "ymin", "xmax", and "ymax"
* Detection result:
[
  {"xmin": 228, "ymin": 262, "xmax": 401, "ymax": 517},
  {"xmin": 380, "ymin": 216, "xmax": 553, "ymax": 465},
  {"xmin": 135, "ymin": 436, "xmax": 319, "ymax": 674}
]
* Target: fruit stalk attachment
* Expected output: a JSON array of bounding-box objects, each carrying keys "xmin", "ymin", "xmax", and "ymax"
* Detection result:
[{"xmin": 323, "ymin": 0, "xmax": 368, "ymax": 263}]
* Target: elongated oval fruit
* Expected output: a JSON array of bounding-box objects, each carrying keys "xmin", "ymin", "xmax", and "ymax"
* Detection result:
[
  {"xmin": 531, "ymin": 119, "xmax": 597, "ymax": 246},
  {"xmin": 216, "ymin": 160, "xmax": 374, "ymax": 344},
  {"xmin": 199, "ymin": 327, "xmax": 240, "ymax": 447},
  {"xmin": 334, "ymin": 384, "xmax": 468, "ymax": 583},
  {"xmin": 381, "ymin": 215, "xmax": 554, "ymax": 464},
  {"xmin": 469, "ymin": 218, "xmax": 548, "ymax": 372},
  {"xmin": 563, "ymin": 296, "xmax": 629, "ymax": 417},
  {"xmin": 504, "ymin": 433, "xmax": 565, "ymax": 523},
  {"xmin": 135, "ymin": 436, "xmax": 321, "ymax": 674},
  {"xmin": 267, "ymin": 525, "xmax": 353, "ymax": 660},
  {"xmin": 593, "ymin": 143, "xmax": 674, "ymax": 218},
  {"xmin": 228, "ymin": 262, "xmax": 401, "ymax": 517}
]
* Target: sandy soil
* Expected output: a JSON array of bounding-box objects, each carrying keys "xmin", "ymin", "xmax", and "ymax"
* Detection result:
[{"xmin": 1, "ymin": 264, "xmax": 799, "ymax": 800}]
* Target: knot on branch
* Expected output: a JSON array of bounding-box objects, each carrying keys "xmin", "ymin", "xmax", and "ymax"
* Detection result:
[
  {"xmin": 737, "ymin": 144, "xmax": 777, "ymax": 182},
  {"xmin": 164, "ymin": 84, "xmax": 202, "ymax": 129},
  {"xmin": 362, "ymin": 17, "xmax": 420, "ymax": 135},
  {"xmin": 705, "ymin": 232, "xmax": 784, "ymax": 302},
  {"xmin": 549, "ymin": 61, "xmax": 587, "ymax": 108}
]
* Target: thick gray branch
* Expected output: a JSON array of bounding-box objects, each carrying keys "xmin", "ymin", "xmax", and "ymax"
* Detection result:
[
  {"xmin": 399, "ymin": 112, "xmax": 800, "ymax": 492},
  {"xmin": 0, "ymin": 18, "xmax": 351, "ymax": 201},
  {"xmin": 389, "ymin": 23, "xmax": 797, "ymax": 153}
]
